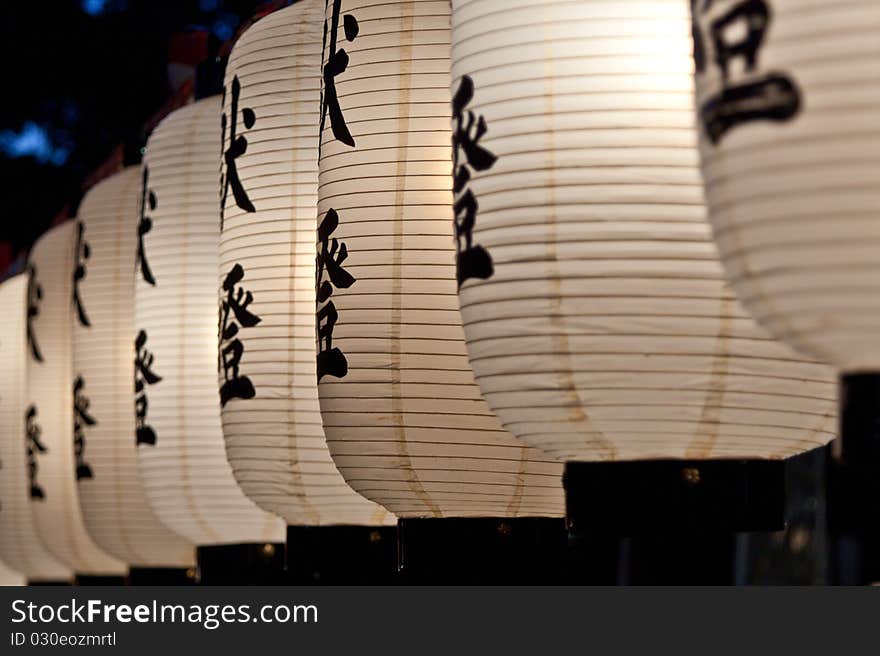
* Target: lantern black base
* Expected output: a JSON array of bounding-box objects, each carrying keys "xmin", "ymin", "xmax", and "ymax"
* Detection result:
[
  {"xmin": 565, "ymin": 459, "xmax": 785, "ymax": 535},
  {"xmin": 196, "ymin": 543, "xmax": 286, "ymax": 586},
  {"xmin": 285, "ymin": 525, "xmax": 396, "ymax": 585},
  {"xmin": 28, "ymin": 580, "xmax": 71, "ymax": 586},
  {"xmin": 397, "ymin": 517, "xmax": 568, "ymax": 584},
  {"xmin": 127, "ymin": 567, "xmax": 195, "ymax": 586},
  {"xmin": 565, "ymin": 458, "xmax": 787, "ymax": 585},
  {"xmin": 74, "ymin": 575, "xmax": 127, "ymax": 586},
  {"xmin": 828, "ymin": 374, "xmax": 880, "ymax": 585},
  {"xmin": 840, "ymin": 373, "xmax": 880, "ymax": 465}
]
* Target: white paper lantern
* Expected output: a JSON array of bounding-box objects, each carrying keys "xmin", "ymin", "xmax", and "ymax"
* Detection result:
[
  {"xmin": 0, "ymin": 274, "xmax": 71, "ymax": 582},
  {"xmin": 692, "ymin": 1, "xmax": 880, "ymax": 374},
  {"xmin": 449, "ymin": 0, "xmax": 837, "ymax": 462},
  {"xmin": 219, "ymin": 0, "xmax": 393, "ymax": 527},
  {"xmin": 25, "ymin": 222, "xmax": 127, "ymax": 574},
  {"xmin": 73, "ymin": 167, "xmax": 195, "ymax": 567},
  {"xmin": 136, "ymin": 97, "xmax": 284, "ymax": 545},
  {"xmin": 316, "ymin": 0, "xmax": 563, "ymax": 518}
]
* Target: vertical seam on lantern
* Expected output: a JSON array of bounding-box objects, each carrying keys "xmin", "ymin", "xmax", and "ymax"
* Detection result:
[
  {"xmin": 390, "ymin": 3, "xmax": 441, "ymax": 518},
  {"xmin": 117, "ymin": 172, "xmax": 140, "ymax": 563},
  {"xmin": 539, "ymin": 9, "xmax": 617, "ymax": 464},
  {"xmin": 11, "ymin": 282, "xmax": 30, "ymax": 573},
  {"xmin": 182, "ymin": 100, "xmax": 220, "ymax": 544},
  {"xmin": 371, "ymin": 504, "xmax": 391, "ymax": 526},
  {"xmin": 685, "ymin": 292, "xmax": 733, "ymax": 458},
  {"xmin": 285, "ymin": 20, "xmax": 304, "ymax": 520},
  {"xmin": 713, "ymin": 144, "xmax": 808, "ymax": 369},
  {"xmin": 304, "ymin": 1, "xmax": 351, "ymax": 525},
  {"xmin": 502, "ymin": 443, "xmax": 527, "ymax": 517},
  {"xmin": 61, "ymin": 228, "xmax": 85, "ymax": 569},
  {"xmin": 288, "ymin": 15, "xmax": 321, "ymax": 526},
  {"xmin": 10, "ymin": 284, "xmax": 40, "ymax": 574},
  {"xmin": 59, "ymin": 227, "xmax": 78, "ymax": 571}
]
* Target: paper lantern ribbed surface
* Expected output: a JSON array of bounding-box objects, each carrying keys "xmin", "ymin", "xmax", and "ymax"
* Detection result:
[
  {"xmin": 692, "ymin": 1, "xmax": 880, "ymax": 372},
  {"xmin": 0, "ymin": 274, "xmax": 71, "ymax": 582},
  {"xmin": 136, "ymin": 97, "xmax": 284, "ymax": 545},
  {"xmin": 219, "ymin": 0, "xmax": 393, "ymax": 526},
  {"xmin": 450, "ymin": 0, "xmax": 837, "ymax": 462},
  {"xmin": 73, "ymin": 167, "xmax": 195, "ymax": 566},
  {"xmin": 316, "ymin": 0, "xmax": 563, "ymax": 518},
  {"xmin": 26, "ymin": 223, "xmax": 127, "ymax": 574}
]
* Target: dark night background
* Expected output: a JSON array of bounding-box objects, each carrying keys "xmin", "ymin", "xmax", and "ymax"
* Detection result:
[{"xmin": 0, "ymin": 0, "xmax": 268, "ymax": 273}]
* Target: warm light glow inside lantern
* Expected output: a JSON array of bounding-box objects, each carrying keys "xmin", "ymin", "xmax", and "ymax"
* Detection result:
[
  {"xmin": 315, "ymin": 0, "xmax": 564, "ymax": 518},
  {"xmin": 136, "ymin": 98, "xmax": 284, "ymax": 546},
  {"xmin": 449, "ymin": 0, "xmax": 837, "ymax": 463},
  {"xmin": 73, "ymin": 167, "xmax": 195, "ymax": 567},
  {"xmin": 25, "ymin": 222, "xmax": 127, "ymax": 575},
  {"xmin": 0, "ymin": 274, "xmax": 71, "ymax": 582},
  {"xmin": 219, "ymin": 0, "xmax": 393, "ymax": 528}
]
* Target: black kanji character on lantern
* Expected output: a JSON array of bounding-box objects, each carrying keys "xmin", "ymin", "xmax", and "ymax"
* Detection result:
[
  {"xmin": 218, "ymin": 263, "xmax": 261, "ymax": 406},
  {"xmin": 73, "ymin": 221, "xmax": 91, "ymax": 327},
  {"xmin": 692, "ymin": 0, "xmax": 800, "ymax": 144},
  {"xmin": 134, "ymin": 330, "xmax": 162, "ymax": 446},
  {"xmin": 138, "ymin": 166, "xmax": 157, "ymax": 286},
  {"xmin": 316, "ymin": 208, "xmax": 356, "ymax": 380},
  {"xmin": 220, "ymin": 75, "xmax": 256, "ymax": 230},
  {"xmin": 25, "ymin": 405, "xmax": 46, "ymax": 500},
  {"xmin": 26, "ymin": 263, "xmax": 43, "ymax": 362},
  {"xmin": 73, "ymin": 375, "xmax": 95, "ymax": 481},
  {"xmin": 319, "ymin": 0, "xmax": 359, "ymax": 152},
  {"xmin": 451, "ymin": 75, "xmax": 498, "ymax": 288}
]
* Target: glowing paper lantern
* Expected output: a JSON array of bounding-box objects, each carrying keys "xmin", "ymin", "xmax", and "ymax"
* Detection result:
[
  {"xmin": 0, "ymin": 274, "xmax": 71, "ymax": 582},
  {"xmin": 136, "ymin": 97, "xmax": 284, "ymax": 546},
  {"xmin": 449, "ymin": 0, "xmax": 836, "ymax": 464},
  {"xmin": 315, "ymin": 0, "xmax": 564, "ymax": 519},
  {"xmin": 73, "ymin": 167, "xmax": 195, "ymax": 568},
  {"xmin": 219, "ymin": 0, "xmax": 393, "ymax": 529},
  {"xmin": 692, "ymin": 1, "xmax": 880, "ymax": 375},
  {"xmin": 25, "ymin": 222, "xmax": 127, "ymax": 575}
]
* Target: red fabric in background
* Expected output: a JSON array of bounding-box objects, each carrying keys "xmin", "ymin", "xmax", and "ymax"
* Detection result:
[
  {"xmin": 168, "ymin": 29, "xmax": 210, "ymax": 67},
  {"xmin": 0, "ymin": 242, "xmax": 12, "ymax": 278}
]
